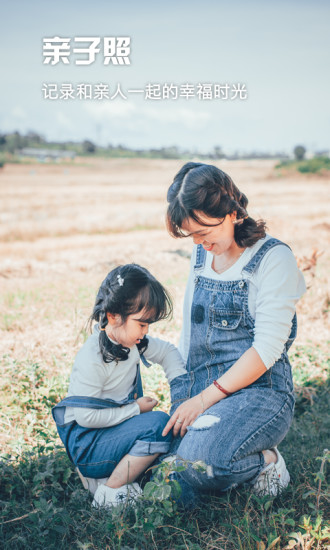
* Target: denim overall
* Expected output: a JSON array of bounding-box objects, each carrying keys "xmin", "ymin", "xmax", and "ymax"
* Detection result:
[
  {"xmin": 52, "ymin": 356, "xmax": 172, "ymax": 479},
  {"xmin": 169, "ymin": 238, "xmax": 296, "ymax": 503}
]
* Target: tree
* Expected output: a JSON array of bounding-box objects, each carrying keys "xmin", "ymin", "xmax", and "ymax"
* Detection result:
[
  {"xmin": 0, "ymin": 135, "xmax": 6, "ymax": 150},
  {"xmin": 293, "ymin": 145, "xmax": 306, "ymax": 161},
  {"xmin": 213, "ymin": 146, "xmax": 224, "ymax": 159},
  {"xmin": 82, "ymin": 140, "xmax": 96, "ymax": 154},
  {"xmin": 26, "ymin": 131, "xmax": 44, "ymax": 144}
]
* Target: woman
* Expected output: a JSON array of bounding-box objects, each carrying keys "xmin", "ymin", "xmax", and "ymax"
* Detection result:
[{"xmin": 162, "ymin": 162, "xmax": 306, "ymax": 506}]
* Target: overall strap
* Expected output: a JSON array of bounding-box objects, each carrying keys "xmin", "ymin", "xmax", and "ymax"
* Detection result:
[
  {"xmin": 194, "ymin": 244, "xmax": 207, "ymax": 272},
  {"xmin": 140, "ymin": 353, "xmax": 152, "ymax": 368},
  {"xmin": 53, "ymin": 395, "xmax": 132, "ymax": 411},
  {"xmin": 242, "ymin": 238, "xmax": 290, "ymax": 277},
  {"xmin": 51, "ymin": 394, "xmax": 135, "ymax": 429}
]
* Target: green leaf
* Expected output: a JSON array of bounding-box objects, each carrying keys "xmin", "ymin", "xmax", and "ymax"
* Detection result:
[
  {"xmin": 170, "ymin": 479, "xmax": 182, "ymax": 497},
  {"xmin": 192, "ymin": 460, "xmax": 207, "ymax": 472},
  {"xmin": 264, "ymin": 500, "xmax": 272, "ymax": 512},
  {"xmin": 266, "ymin": 536, "xmax": 281, "ymax": 549},
  {"xmin": 162, "ymin": 499, "xmax": 173, "ymax": 514},
  {"xmin": 143, "ymin": 481, "xmax": 158, "ymax": 498},
  {"xmin": 143, "ymin": 521, "xmax": 155, "ymax": 533},
  {"xmin": 302, "ymin": 490, "xmax": 316, "ymax": 499},
  {"xmin": 62, "ymin": 467, "xmax": 72, "ymax": 483},
  {"xmin": 152, "ymin": 484, "xmax": 171, "ymax": 501},
  {"xmin": 285, "ymin": 518, "xmax": 295, "ymax": 527}
]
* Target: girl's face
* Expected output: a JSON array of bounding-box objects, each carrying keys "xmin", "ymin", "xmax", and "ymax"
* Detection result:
[
  {"xmin": 106, "ymin": 309, "xmax": 150, "ymax": 349},
  {"xmin": 181, "ymin": 211, "xmax": 237, "ymax": 256}
]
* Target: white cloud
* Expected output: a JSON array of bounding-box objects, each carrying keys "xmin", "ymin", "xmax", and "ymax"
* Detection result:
[{"xmin": 84, "ymin": 101, "xmax": 136, "ymax": 120}]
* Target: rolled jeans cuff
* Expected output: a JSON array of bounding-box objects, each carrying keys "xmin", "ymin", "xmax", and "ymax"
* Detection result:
[{"xmin": 129, "ymin": 440, "xmax": 171, "ymax": 457}]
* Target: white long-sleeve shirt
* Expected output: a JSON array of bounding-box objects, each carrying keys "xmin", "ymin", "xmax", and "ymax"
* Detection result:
[
  {"xmin": 64, "ymin": 326, "xmax": 186, "ymax": 428},
  {"xmin": 179, "ymin": 235, "xmax": 306, "ymax": 369}
]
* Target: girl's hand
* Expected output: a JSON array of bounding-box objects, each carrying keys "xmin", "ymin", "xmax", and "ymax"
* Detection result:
[
  {"xmin": 162, "ymin": 394, "xmax": 204, "ymax": 438},
  {"xmin": 137, "ymin": 396, "xmax": 158, "ymax": 413}
]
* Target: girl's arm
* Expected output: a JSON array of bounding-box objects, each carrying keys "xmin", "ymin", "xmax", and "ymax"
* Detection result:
[{"xmin": 73, "ymin": 401, "xmax": 140, "ymax": 429}]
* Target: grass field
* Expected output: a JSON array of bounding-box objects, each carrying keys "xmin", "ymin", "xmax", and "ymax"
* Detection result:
[{"xmin": 0, "ymin": 158, "xmax": 329, "ymax": 549}]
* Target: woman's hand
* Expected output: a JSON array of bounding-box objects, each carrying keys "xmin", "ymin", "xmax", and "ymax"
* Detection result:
[
  {"xmin": 162, "ymin": 394, "xmax": 204, "ymax": 438},
  {"xmin": 162, "ymin": 349, "xmax": 268, "ymax": 437},
  {"xmin": 137, "ymin": 396, "xmax": 158, "ymax": 413}
]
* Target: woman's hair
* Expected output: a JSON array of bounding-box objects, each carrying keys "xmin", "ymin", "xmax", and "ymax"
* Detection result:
[
  {"xmin": 167, "ymin": 162, "xmax": 266, "ymax": 247},
  {"xmin": 90, "ymin": 264, "xmax": 173, "ymax": 363}
]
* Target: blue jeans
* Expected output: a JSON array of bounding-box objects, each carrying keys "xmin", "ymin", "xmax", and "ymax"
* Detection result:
[
  {"xmin": 170, "ymin": 384, "xmax": 294, "ymax": 493},
  {"xmin": 52, "ymin": 373, "xmax": 172, "ymax": 479},
  {"xmin": 167, "ymin": 238, "xmax": 296, "ymax": 506}
]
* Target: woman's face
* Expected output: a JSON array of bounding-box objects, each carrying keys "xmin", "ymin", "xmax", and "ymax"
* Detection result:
[{"xmin": 181, "ymin": 211, "xmax": 237, "ymax": 256}]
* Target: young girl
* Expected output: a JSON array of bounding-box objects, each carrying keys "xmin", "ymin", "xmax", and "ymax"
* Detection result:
[
  {"xmin": 52, "ymin": 264, "xmax": 186, "ymax": 508},
  {"xmin": 162, "ymin": 162, "xmax": 306, "ymax": 506}
]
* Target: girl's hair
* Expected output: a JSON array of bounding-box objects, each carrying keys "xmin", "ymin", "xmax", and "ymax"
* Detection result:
[
  {"xmin": 91, "ymin": 264, "xmax": 173, "ymax": 363},
  {"xmin": 167, "ymin": 162, "xmax": 266, "ymax": 247}
]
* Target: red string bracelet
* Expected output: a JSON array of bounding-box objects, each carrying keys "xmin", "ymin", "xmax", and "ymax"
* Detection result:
[{"xmin": 213, "ymin": 380, "xmax": 233, "ymax": 396}]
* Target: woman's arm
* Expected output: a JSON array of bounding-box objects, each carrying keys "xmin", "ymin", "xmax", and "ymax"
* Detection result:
[
  {"xmin": 163, "ymin": 347, "xmax": 266, "ymax": 437},
  {"xmin": 251, "ymin": 244, "xmax": 306, "ymax": 368}
]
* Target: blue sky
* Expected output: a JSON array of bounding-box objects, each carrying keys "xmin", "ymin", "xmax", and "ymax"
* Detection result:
[{"xmin": 1, "ymin": 0, "xmax": 329, "ymax": 153}]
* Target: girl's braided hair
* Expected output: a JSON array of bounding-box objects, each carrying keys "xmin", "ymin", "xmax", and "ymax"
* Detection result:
[
  {"xmin": 90, "ymin": 264, "xmax": 172, "ymax": 363},
  {"xmin": 166, "ymin": 162, "xmax": 266, "ymax": 247}
]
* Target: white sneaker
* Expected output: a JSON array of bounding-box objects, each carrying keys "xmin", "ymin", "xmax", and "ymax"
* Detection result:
[
  {"xmin": 92, "ymin": 482, "xmax": 142, "ymax": 509},
  {"xmin": 76, "ymin": 468, "xmax": 108, "ymax": 496},
  {"xmin": 252, "ymin": 448, "xmax": 290, "ymax": 496}
]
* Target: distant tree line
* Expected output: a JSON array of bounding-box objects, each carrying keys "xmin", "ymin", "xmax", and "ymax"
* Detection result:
[
  {"xmin": 0, "ymin": 131, "xmax": 227, "ymax": 160},
  {"xmin": 0, "ymin": 131, "xmax": 324, "ymax": 166}
]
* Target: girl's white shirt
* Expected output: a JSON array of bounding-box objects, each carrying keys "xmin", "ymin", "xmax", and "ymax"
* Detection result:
[
  {"xmin": 179, "ymin": 235, "xmax": 306, "ymax": 369},
  {"xmin": 64, "ymin": 328, "xmax": 186, "ymax": 429}
]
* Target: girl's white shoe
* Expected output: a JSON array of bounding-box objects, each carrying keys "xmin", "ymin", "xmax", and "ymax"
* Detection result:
[
  {"xmin": 92, "ymin": 482, "xmax": 142, "ymax": 508},
  {"xmin": 76, "ymin": 468, "xmax": 108, "ymax": 496},
  {"xmin": 252, "ymin": 448, "xmax": 290, "ymax": 496}
]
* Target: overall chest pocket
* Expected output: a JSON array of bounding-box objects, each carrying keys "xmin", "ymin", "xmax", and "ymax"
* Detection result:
[{"xmin": 211, "ymin": 309, "xmax": 243, "ymax": 330}]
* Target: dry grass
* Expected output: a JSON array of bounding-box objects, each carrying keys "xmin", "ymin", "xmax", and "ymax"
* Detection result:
[{"xmin": 1, "ymin": 158, "xmax": 329, "ymax": 373}]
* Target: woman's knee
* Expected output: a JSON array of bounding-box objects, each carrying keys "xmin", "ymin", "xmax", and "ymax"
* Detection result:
[
  {"xmin": 176, "ymin": 417, "xmax": 231, "ymax": 469},
  {"xmin": 175, "ymin": 432, "xmax": 246, "ymax": 491}
]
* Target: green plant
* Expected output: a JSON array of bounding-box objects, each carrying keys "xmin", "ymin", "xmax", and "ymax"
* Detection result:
[
  {"xmin": 1, "ymin": 347, "xmax": 329, "ymax": 549},
  {"xmin": 275, "ymin": 156, "xmax": 330, "ymax": 174},
  {"xmin": 297, "ymin": 157, "xmax": 330, "ymax": 173},
  {"xmin": 303, "ymin": 449, "xmax": 329, "ymax": 512},
  {"xmin": 286, "ymin": 515, "xmax": 330, "ymax": 549}
]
